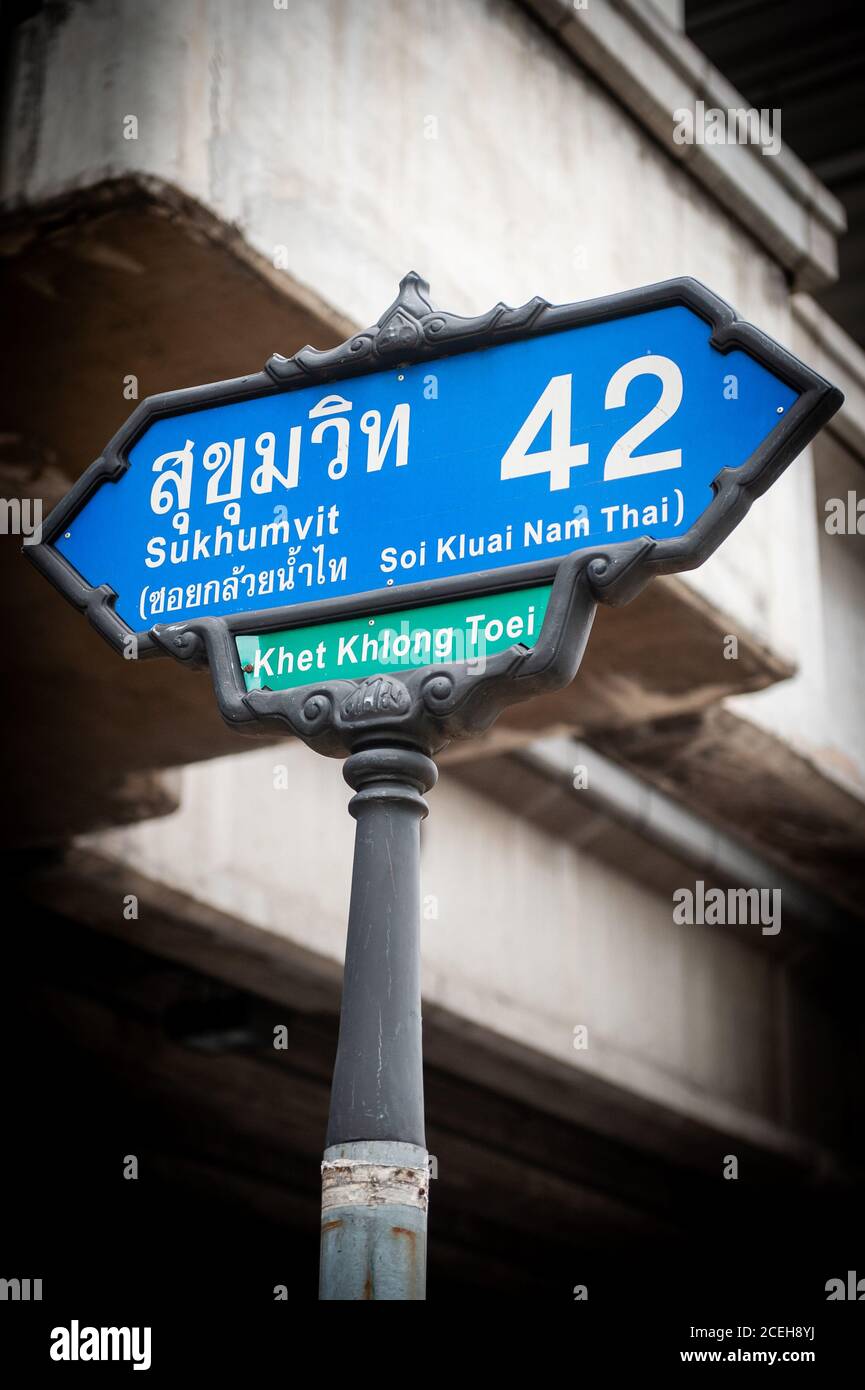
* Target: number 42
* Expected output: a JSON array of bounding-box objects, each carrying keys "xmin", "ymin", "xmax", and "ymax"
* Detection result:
[{"xmin": 501, "ymin": 355, "xmax": 683, "ymax": 492}]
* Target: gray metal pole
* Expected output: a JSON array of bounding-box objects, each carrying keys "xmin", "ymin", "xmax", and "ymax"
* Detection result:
[{"xmin": 319, "ymin": 744, "xmax": 437, "ymax": 1300}]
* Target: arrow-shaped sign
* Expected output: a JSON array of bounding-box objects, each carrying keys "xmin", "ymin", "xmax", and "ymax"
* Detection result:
[{"xmin": 27, "ymin": 273, "xmax": 842, "ymax": 753}]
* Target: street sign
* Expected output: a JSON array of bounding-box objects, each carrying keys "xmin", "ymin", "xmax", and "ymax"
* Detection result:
[
  {"xmin": 29, "ymin": 273, "xmax": 840, "ymax": 683},
  {"xmin": 26, "ymin": 271, "xmax": 843, "ymax": 1302},
  {"xmin": 236, "ymin": 584, "xmax": 551, "ymax": 693}
]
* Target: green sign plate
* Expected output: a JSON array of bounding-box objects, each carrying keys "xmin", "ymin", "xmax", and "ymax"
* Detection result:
[{"xmin": 236, "ymin": 585, "xmax": 552, "ymax": 692}]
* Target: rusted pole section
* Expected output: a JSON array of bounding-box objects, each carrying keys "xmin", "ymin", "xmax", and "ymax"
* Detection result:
[{"xmin": 319, "ymin": 744, "xmax": 436, "ymax": 1300}]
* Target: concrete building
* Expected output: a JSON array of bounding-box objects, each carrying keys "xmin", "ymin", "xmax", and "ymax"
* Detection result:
[{"xmin": 2, "ymin": 0, "xmax": 863, "ymax": 1318}]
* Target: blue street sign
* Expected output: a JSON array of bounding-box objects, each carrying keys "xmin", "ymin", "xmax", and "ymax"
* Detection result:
[{"xmin": 29, "ymin": 274, "xmax": 841, "ymax": 660}]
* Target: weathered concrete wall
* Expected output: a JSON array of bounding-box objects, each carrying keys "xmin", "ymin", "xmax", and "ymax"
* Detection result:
[
  {"xmin": 0, "ymin": 0, "xmax": 797, "ymax": 326},
  {"xmin": 80, "ymin": 739, "xmax": 838, "ymax": 1155}
]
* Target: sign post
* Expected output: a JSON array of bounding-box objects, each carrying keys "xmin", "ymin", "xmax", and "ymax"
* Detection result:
[
  {"xmin": 319, "ymin": 745, "xmax": 435, "ymax": 1300},
  {"xmin": 27, "ymin": 272, "xmax": 842, "ymax": 1299}
]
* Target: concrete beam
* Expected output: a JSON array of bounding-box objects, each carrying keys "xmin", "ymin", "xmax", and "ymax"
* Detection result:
[
  {"xmin": 793, "ymin": 293, "xmax": 865, "ymax": 465},
  {"xmin": 525, "ymin": 0, "xmax": 846, "ymax": 290},
  {"xmin": 23, "ymin": 843, "xmax": 842, "ymax": 1176}
]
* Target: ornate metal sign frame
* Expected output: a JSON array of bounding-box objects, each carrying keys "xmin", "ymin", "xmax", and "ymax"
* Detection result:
[{"xmin": 26, "ymin": 273, "xmax": 843, "ymax": 756}]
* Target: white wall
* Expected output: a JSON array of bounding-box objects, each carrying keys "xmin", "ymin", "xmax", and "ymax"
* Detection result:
[
  {"xmin": 83, "ymin": 740, "xmax": 799, "ymax": 1146},
  {"xmin": 1, "ymin": 0, "xmax": 793, "ymax": 330}
]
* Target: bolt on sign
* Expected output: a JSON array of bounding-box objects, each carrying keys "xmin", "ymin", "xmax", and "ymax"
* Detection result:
[
  {"xmin": 27, "ymin": 273, "xmax": 841, "ymax": 750},
  {"xmin": 26, "ymin": 273, "xmax": 843, "ymax": 1301}
]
